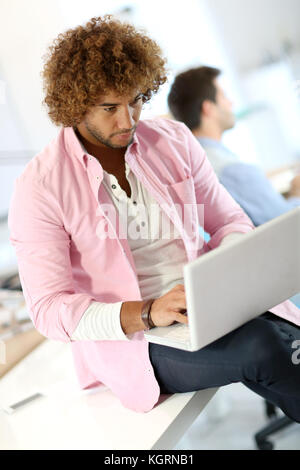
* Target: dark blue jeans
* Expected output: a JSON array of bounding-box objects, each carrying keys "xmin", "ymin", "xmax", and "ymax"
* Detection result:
[{"xmin": 149, "ymin": 311, "xmax": 300, "ymax": 422}]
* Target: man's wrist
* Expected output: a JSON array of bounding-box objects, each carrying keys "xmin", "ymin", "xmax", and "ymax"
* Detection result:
[{"xmin": 141, "ymin": 298, "xmax": 156, "ymax": 330}]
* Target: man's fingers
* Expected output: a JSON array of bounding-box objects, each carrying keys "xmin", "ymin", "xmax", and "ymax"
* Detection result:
[{"xmin": 175, "ymin": 312, "xmax": 189, "ymax": 324}]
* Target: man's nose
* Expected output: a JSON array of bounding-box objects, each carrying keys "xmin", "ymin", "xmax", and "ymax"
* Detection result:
[{"xmin": 117, "ymin": 106, "xmax": 135, "ymax": 130}]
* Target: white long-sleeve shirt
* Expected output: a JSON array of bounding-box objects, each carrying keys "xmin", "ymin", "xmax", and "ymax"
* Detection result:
[{"xmin": 71, "ymin": 162, "xmax": 243, "ymax": 341}]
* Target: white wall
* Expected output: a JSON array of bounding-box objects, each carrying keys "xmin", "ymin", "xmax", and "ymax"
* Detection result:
[
  {"xmin": 0, "ymin": 0, "xmax": 67, "ymax": 152},
  {"xmin": 0, "ymin": 0, "xmax": 66, "ymax": 215},
  {"xmin": 242, "ymin": 62, "xmax": 300, "ymax": 164},
  {"xmin": 206, "ymin": 0, "xmax": 300, "ymax": 72},
  {"xmin": 205, "ymin": 0, "xmax": 300, "ymax": 167}
]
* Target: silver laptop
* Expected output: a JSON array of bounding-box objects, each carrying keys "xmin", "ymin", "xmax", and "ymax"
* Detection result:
[{"xmin": 145, "ymin": 207, "xmax": 300, "ymax": 351}]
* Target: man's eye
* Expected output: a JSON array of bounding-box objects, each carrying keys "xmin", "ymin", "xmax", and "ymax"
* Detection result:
[
  {"xmin": 130, "ymin": 96, "xmax": 143, "ymax": 107},
  {"xmin": 104, "ymin": 107, "xmax": 116, "ymax": 113}
]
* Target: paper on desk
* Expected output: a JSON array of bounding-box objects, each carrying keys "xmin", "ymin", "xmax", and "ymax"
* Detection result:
[
  {"xmin": 0, "ymin": 381, "xmax": 78, "ymax": 415},
  {"xmin": 1, "ymin": 392, "xmax": 44, "ymax": 414}
]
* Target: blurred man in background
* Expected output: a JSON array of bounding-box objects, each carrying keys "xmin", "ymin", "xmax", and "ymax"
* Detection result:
[{"xmin": 168, "ymin": 66, "xmax": 300, "ymax": 226}]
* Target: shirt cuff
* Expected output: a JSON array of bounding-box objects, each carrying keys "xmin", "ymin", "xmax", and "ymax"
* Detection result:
[{"xmin": 71, "ymin": 301, "xmax": 130, "ymax": 341}]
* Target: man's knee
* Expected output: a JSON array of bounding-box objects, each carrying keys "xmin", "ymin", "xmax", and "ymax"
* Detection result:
[{"xmin": 240, "ymin": 317, "xmax": 290, "ymax": 369}]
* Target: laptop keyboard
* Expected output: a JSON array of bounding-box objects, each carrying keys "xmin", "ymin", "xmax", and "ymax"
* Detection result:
[{"xmin": 161, "ymin": 323, "xmax": 190, "ymax": 342}]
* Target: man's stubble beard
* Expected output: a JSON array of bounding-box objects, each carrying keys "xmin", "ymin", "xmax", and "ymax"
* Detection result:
[{"xmin": 85, "ymin": 121, "xmax": 136, "ymax": 149}]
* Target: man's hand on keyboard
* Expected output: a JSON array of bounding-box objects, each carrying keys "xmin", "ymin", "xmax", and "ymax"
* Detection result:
[{"xmin": 150, "ymin": 284, "xmax": 188, "ymax": 328}]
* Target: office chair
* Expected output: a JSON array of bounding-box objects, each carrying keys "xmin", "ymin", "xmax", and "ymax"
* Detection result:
[{"xmin": 254, "ymin": 401, "xmax": 294, "ymax": 450}]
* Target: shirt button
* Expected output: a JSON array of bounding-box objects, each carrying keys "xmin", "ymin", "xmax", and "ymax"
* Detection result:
[
  {"xmin": 133, "ymin": 200, "xmax": 137, "ymax": 205},
  {"xmin": 112, "ymin": 184, "xmax": 117, "ymax": 189}
]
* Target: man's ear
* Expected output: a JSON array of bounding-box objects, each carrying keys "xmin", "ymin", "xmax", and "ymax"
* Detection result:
[{"xmin": 202, "ymin": 100, "xmax": 214, "ymax": 118}]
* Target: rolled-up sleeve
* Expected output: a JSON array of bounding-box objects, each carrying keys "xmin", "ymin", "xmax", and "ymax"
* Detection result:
[
  {"xmin": 184, "ymin": 125, "xmax": 254, "ymax": 248},
  {"xmin": 8, "ymin": 176, "xmax": 97, "ymax": 342}
]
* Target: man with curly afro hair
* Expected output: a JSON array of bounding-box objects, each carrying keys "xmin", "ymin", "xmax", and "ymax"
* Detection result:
[{"xmin": 9, "ymin": 15, "xmax": 300, "ymax": 421}]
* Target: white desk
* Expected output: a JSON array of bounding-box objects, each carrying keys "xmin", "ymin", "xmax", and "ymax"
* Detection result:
[{"xmin": 0, "ymin": 339, "xmax": 217, "ymax": 450}]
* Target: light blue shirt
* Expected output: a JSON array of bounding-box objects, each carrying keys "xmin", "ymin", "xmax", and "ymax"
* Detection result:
[{"xmin": 198, "ymin": 137, "xmax": 300, "ymax": 227}]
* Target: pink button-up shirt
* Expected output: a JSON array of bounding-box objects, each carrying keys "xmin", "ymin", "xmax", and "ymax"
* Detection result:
[{"xmin": 8, "ymin": 118, "xmax": 300, "ymax": 412}]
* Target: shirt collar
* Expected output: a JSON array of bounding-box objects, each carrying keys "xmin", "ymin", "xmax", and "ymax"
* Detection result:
[
  {"xmin": 197, "ymin": 137, "xmax": 223, "ymax": 149},
  {"xmin": 63, "ymin": 126, "xmax": 140, "ymax": 171},
  {"xmin": 63, "ymin": 127, "xmax": 88, "ymax": 170}
]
